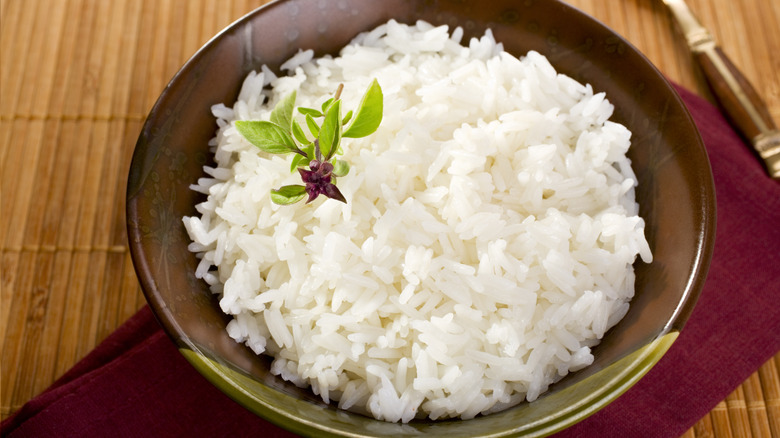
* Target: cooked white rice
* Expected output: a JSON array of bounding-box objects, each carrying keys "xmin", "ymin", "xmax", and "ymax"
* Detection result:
[{"xmin": 183, "ymin": 19, "xmax": 652, "ymax": 423}]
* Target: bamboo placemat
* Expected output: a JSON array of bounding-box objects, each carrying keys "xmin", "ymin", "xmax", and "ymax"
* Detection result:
[{"xmin": 1, "ymin": 1, "xmax": 778, "ymax": 436}]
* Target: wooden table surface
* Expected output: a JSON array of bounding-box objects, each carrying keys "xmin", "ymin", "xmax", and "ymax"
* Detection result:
[{"xmin": 1, "ymin": 0, "xmax": 778, "ymax": 436}]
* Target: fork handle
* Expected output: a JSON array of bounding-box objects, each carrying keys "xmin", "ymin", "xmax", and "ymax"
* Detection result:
[{"xmin": 692, "ymin": 44, "xmax": 780, "ymax": 179}]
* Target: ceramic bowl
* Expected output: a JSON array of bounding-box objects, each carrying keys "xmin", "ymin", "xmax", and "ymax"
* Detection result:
[{"xmin": 127, "ymin": 0, "xmax": 716, "ymax": 436}]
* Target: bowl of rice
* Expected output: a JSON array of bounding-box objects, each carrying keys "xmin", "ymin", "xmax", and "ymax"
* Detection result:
[{"xmin": 126, "ymin": 0, "xmax": 716, "ymax": 436}]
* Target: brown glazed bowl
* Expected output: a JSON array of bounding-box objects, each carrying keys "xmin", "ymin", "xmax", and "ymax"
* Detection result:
[{"xmin": 126, "ymin": 0, "xmax": 716, "ymax": 436}]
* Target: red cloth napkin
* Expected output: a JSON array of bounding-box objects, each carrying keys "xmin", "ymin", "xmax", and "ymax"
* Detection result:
[{"xmin": 3, "ymin": 86, "xmax": 779, "ymax": 437}]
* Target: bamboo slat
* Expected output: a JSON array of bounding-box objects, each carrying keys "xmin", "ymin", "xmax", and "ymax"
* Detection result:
[
  {"xmin": 742, "ymin": 372, "xmax": 772, "ymax": 438},
  {"xmin": 760, "ymin": 356, "xmax": 780, "ymax": 438},
  {"xmin": 710, "ymin": 400, "xmax": 736, "ymax": 438},
  {"xmin": 1, "ymin": 2, "xmax": 778, "ymax": 437},
  {"xmin": 726, "ymin": 386, "xmax": 752, "ymax": 438}
]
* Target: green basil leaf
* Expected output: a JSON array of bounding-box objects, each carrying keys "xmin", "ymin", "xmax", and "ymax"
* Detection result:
[
  {"xmin": 290, "ymin": 153, "xmax": 309, "ymax": 172},
  {"xmin": 270, "ymin": 185, "xmax": 307, "ymax": 205},
  {"xmin": 343, "ymin": 79, "xmax": 383, "ymax": 138},
  {"xmin": 318, "ymin": 99, "xmax": 342, "ymax": 160},
  {"xmin": 321, "ymin": 97, "xmax": 334, "ymax": 113},
  {"xmin": 342, "ymin": 110, "xmax": 353, "ymax": 125},
  {"xmin": 297, "ymin": 107, "xmax": 323, "ymax": 117},
  {"xmin": 303, "ymin": 143, "xmax": 315, "ymax": 161},
  {"xmin": 305, "ymin": 113, "xmax": 320, "ymax": 138},
  {"xmin": 269, "ymin": 91, "xmax": 296, "ymax": 131},
  {"xmin": 235, "ymin": 120, "xmax": 299, "ymax": 154},
  {"xmin": 332, "ymin": 159, "xmax": 350, "ymax": 177},
  {"xmin": 291, "ymin": 119, "xmax": 309, "ymax": 144}
]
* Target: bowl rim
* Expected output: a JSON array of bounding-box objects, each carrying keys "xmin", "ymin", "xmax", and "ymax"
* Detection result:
[{"xmin": 126, "ymin": 0, "xmax": 716, "ymax": 435}]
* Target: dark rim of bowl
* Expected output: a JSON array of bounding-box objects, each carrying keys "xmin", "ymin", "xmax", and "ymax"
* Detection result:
[{"xmin": 126, "ymin": 0, "xmax": 716, "ymax": 436}]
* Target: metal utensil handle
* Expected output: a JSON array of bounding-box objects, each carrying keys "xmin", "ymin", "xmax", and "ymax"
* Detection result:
[
  {"xmin": 694, "ymin": 44, "xmax": 780, "ymax": 179},
  {"xmin": 663, "ymin": 0, "xmax": 780, "ymax": 179}
]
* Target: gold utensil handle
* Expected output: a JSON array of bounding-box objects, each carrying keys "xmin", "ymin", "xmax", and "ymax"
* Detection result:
[
  {"xmin": 663, "ymin": 0, "xmax": 780, "ymax": 179},
  {"xmin": 694, "ymin": 46, "xmax": 780, "ymax": 179}
]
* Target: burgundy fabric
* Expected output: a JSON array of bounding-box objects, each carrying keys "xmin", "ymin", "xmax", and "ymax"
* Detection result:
[{"xmin": 3, "ymin": 85, "xmax": 778, "ymax": 437}]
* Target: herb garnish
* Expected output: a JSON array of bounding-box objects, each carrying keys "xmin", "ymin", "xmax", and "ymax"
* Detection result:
[{"xmin": 235, "ymin": 79, "xmax": 383, "ymax": 205}]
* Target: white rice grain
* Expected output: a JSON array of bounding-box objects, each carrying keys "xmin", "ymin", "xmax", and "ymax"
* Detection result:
[{"xmin": 183, "ymin": 19, "xmax": 651, "ymax": 423}]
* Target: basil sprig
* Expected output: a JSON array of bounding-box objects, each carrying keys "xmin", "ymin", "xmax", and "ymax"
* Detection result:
[{"xmin": 236, "ymin": 79, "xmax": 383, "ymax": 205}]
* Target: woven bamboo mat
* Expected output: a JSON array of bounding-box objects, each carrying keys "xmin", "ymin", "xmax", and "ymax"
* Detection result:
[{"xmin": 1, "ymin": 0, "xmax": 778, "ymax": 435}]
